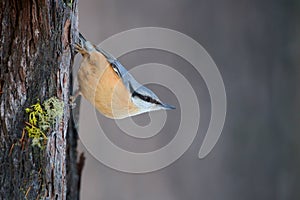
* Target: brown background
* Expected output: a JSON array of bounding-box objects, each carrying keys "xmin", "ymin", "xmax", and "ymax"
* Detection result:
[{"xmin": 76, "ymin": 0, "xmax": 300, "ymax": 199}]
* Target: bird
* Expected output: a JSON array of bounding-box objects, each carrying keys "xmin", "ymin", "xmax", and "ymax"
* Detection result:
[{"xmin": 72, "ymin": 33, "xmax": 175, "ymax": 119}]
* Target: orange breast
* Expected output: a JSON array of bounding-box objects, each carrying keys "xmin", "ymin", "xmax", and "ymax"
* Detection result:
[{"xmin": 77, "ymin": 51, "xmax": 140, "ymax": 119}]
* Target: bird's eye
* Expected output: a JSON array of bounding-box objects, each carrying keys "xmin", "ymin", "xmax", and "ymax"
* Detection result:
[
  {"xmin": 132, "ymin": 92, "xmax": 161, "ymax": 105},
  {"xmin": 144, "ymin": 96, "xmax": 150, "ymax": 101},
  {"xmin": 130, "ymin": 83, "xmax": 162, "ymax": 105}
]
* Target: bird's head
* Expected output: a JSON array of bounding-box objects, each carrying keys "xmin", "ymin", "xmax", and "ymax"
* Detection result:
[{"xmin": 129, "ymin": 83, "xmax": 175, "ymax": 114}]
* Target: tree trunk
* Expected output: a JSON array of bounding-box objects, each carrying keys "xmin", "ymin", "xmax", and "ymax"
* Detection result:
[{"xmin": 0, "ymin": 0, "xmax": 81, "ymax": 199}]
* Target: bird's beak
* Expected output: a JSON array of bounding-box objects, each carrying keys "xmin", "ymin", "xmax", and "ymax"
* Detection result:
[{"xmin": 160, "ymin": 102, "xmax": 176, "ymax": 110}]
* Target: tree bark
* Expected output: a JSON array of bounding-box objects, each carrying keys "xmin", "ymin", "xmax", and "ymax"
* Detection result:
[{"xmin": 0, "ymin": 0, "xmax": 80, "ymax": 199}]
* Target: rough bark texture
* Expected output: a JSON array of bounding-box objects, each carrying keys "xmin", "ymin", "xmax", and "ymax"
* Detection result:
[{"xmin": 0, "ymin": 0, "xmax": 80, "ymax": 199}]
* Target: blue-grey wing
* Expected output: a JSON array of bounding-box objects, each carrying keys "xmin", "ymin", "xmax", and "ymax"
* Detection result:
[
  {"xmin": 95, "ymin": 46, "xmax": 159, "ymax": 100},
  {"xmin": 95, "ymin": 46, "xmax": 128, "ymax": 77}
]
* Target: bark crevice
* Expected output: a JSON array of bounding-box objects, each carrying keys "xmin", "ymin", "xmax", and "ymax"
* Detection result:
[{"xmin": 0, "ymin": 0, "xmax": 80, "ymax": 199}]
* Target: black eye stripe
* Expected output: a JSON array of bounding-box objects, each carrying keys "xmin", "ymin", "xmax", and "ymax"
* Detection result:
[
  {"xmin": 132, "ymin": 91, "xmax": 162, "ymax": 105},
  {"xmin": 129, "ymin": 83, "xmax": 161, "ymax": 105}
]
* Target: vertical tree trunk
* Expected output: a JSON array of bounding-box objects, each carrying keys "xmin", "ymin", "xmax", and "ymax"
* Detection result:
[{"xmin": 0, "ymin": 0, "xmax": 80, "ymax": 199}]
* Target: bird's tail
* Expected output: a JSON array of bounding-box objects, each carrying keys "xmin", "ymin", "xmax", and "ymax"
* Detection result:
[{"xmin": 75, "ymin": 32, "xmax": 94, "ymax": 55}]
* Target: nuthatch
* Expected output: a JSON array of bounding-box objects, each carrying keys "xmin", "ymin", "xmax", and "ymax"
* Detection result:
[{"xmin": 72, "ymin": 33, "xmax": 175, "ymax": 119}]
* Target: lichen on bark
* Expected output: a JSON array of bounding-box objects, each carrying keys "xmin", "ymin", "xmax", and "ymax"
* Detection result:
[{"xmin": 0, "ymin": 0, "xmax": 80, "ymax": 199}]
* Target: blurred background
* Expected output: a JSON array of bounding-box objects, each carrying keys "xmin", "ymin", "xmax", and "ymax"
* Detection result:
[{"xmin": 75, "ymin": 0, "xmax": 300, "ymax": 199}]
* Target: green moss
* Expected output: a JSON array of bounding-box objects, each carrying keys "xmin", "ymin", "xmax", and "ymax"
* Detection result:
[
  {"xmin": 67, "ymin": 0, "xmax": 73, "ymax": 8},
  {"xmin": 25, "ymin": 97, "xmax": 64, "ymax": 149}
]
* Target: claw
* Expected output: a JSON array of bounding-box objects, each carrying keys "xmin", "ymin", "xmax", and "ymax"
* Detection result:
[{"xmin": 69, "ymin": 89, "xmax": 81, "ymax": 109}]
